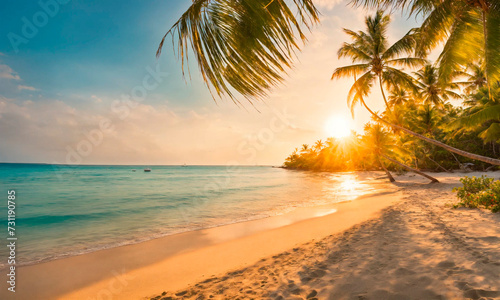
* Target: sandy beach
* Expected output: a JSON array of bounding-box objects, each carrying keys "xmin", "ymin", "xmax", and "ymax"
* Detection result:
[
  {"xmin": 147, "ymin": 172, "xmax": 500, "ymax": 300},
  {"xmin": 2, "ymin": 172, "xmax": 500, "ymax": 299},
  {"xmin": 145, "ymin": 172, "xmax": 500, "ymax": 300}
]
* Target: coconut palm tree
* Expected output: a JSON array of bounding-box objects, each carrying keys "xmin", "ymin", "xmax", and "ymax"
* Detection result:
[
  {"xmin": 351, "ymin": 0, "xmax": 500, "ymax": 93},
  {"xmin": 456, "ymin": 61, "xmax": 487, "ymax": 95},
  {"xmin": 349, "ymin": 84, "xmax": 500, "ymax": 165},
  {"xmin": 301, "ymin": 144, "xmax": 310, "ymax": 153},
  {"xmin": 413, "ymin": 64, "xmax": 461, "ymax": 107},
  {"xmin": 362, "ymin": 123, "xmax": 439, "ymax": 183},
  {"xmin": 331, "ymin": 10, "xmax": 425, "ymax": 112},
  {"xmin": 387, "ymin": 87, "xmax": 411, "ymax": 108},
  {"xmin": 157, "ymin": 0, "xmax": 319, "ymax": 102},
  {"xmin": 314, "ymin": 139, "xmax": 324, "ymax": 151},
  {"xmin": 335, "ymin": 12, "xmax": 500, "ymax": 166},
  {"xmin": 409, "ymin": 104, "xmax": 444, "ymax": 135},
  {"xmin": 452, "ymin": 85, "xmax": 500, "ymax": 143}
]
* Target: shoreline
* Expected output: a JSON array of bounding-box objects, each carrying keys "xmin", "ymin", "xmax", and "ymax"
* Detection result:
[
  {"xmin": 0, "ymin": 176, "xmax": 401, "ymax": 299},
  {"xmin": 0, "ymin": 171, "xmax": 381, "ymax": 271}
]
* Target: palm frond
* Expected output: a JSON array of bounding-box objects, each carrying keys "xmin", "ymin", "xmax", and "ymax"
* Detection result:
[
  {"xmin": 337, "ymin": 43, "xmax": 372, "ymax": 62},
  {"xmin": 347, "ymin": 72, "xmax": 375, "ymax": 117},
  {"xmin": 479, "ymin": 123, "xmax": 500, "ymax": 143},
  {"xmin": 383, "ymin": 67, "xmax": 418, "ymax": 93},
  {"xmin": 387, "ymin": 57, "xmax": 427, "ymax": 68},
  {"xmin": 331, "ymin": 64, "xmax": 370, "ymax": 80},
  {"xmin": 451, "ymin": 104, "xmax": 500, "ymax": 129},
  {"xmin": 485, "ymin": 5, "xmax": 500, "ymax": 88},
  {"xmin": 438, "ymin": 8, "xmax": 484, "ymax": 84},
  {"xmin": 415, "ymin": 0, "xmax": 457, "ymax": 58},
  {"xmin": 382, "ymin": 28, "xmax": 419, "ymax": 60},
  {"xmin": 157, "ymin": 0, "xmax": 319, "ymax": 103}
]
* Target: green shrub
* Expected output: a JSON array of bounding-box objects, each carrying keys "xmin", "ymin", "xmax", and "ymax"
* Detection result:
[{"xmin": 453, "ymin": 175, "xmax": 500, "ymax": 212}]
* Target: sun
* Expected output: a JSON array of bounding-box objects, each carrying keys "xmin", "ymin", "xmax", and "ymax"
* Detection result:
[{"xmin": 324, "ymin": 115, "xmax": 353, "ymax": 138}]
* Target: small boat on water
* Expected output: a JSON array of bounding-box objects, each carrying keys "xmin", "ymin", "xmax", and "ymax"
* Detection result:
[
  {"xmin": 144, "ymin": 168, "xmax": 151, "ymax": 172},
  {"xmin": 132, "ymin": 169, "xmax": 136, "ymax": 172}
]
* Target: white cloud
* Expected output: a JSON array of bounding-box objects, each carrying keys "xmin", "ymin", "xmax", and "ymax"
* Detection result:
[
  {"xmin": 0, "ymin": 4, "xmax": 410, "ymax": 165},
  {"xmin": 91, "ymin": 95, "xmax": 102, "ymax": 103},
  {"xmin": 0, "ymin": 64, "xmax": 21, "ymax": 80},
  {"xmin": 0, "ymin": 97, "xmax": 314, "ymax": 165},
  {"xmin": 18, "ymin": 85, "xmax": 38, "ymax": 91},
  {"xmin": 314, "ymin": 0, "xmax": 344, "ymax": 11}
]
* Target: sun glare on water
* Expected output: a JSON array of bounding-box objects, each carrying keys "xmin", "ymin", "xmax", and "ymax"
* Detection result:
[{"xmin": 324, "ymin": 115, "xmax": 353, "ymax": 139}]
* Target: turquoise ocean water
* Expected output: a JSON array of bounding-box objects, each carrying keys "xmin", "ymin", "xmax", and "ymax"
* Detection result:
[{"xmin": 0, "ymin": 163, "xmax": 375, "ymax": 269}]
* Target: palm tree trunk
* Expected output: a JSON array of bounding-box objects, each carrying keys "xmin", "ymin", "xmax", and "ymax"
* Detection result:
[
  {"xmin": 426, "ymin": 155, "xmax": 452, "ymax": 173},
  {"xmin": 378, "ymin": 157, "xmax": 395, "ymax": 182},
  {"xmin": 382, "ymin": 154, "xmax": 439, "ymax": 183},
  {"xmin": 359, "ymin": 98, "xmax": 500, "ymax": 166},
  {"xmin": 450, "ymin": 152, "xmax": 462, "ymax": 169},
  {"xmin": 378, "ymin": 76, "xmax": 391, "ymax": 111}
]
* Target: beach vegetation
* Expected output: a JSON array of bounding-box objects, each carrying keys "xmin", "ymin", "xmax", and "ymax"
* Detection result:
[{"xmin": 453, "ymin": 176, "xmax": 500, "ymax": 212}]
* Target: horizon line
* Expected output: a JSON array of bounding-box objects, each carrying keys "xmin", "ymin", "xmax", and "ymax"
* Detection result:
[{"xmin": 0, "ymin": 162, "xmax": 280, "ymax": 167}]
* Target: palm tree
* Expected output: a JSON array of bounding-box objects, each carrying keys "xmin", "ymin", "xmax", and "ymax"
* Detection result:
[
  {"xmin": 301, "ymin": 144, "xmax": 310, "ymax": 153},
  {"xmin": 351, "ymin": 0, "xmax": 500, "ymax": 93},
  {"xmin": 314, "ymin": 139, "xmax": 324, "ymax": 151},
  {"xmin": 414, "ymin": 64, "xmax": 461, "ymax": 107},
  {"xmin": 334, "ymin": 12, "xmax": 500, "ymax": 166},
  {"xmin": 157, "ymin": 0, "xmax": 319, "ymax": 102},
  {"xmin": 362, "ymin": 123, "xmax": 439, "ymax": 183},
  {"xmin": 351, "ymin": 87, "xmax": 500, "ymax": 165},
  {"xmin": 452, "ymin": 85, "xmax": 500, "ymax": 143},
  {"xmin": 331, "ymin": 10, "xmax": 425, "ymax": 112},
  {"xmin": 408, "ymin": 104, "xmax": 445, "ymax": 136},
  {"xmin": 456, "ymin": 61, "xmax": 487, "ymax": 95},
  {"xmin": 387, "ymin": 87, "xmax": 411, "ymax": 108}
]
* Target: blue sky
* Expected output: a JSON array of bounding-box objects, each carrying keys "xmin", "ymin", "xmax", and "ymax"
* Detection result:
[
  {"xmin": 0, "ymin": 0, "xmax": 203, "ymax": 104},
  {"xmin": 0, "ymin": 0, "xmax": 423, "ymax": 165}
]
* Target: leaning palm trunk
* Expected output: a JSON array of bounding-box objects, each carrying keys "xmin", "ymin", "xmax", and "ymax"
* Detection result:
[
  {"xmin": 378, "ymin": 157, "xmax": 395, "ymax": 182},
  {"xmin": 382, "ymin": 155, "xmax": 439, "ymax": 183},
  {"xmin": 426, "ymin": 155, "xmax": 452, "ymax": 173},
  {"xmin": 359, "ymin": 98, "xmax": 500, "ymax": 166}
]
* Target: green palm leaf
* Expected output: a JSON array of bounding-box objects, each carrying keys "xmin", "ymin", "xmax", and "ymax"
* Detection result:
[
  {"xmin": 331, "ymin": 64, "xmax": 370, "ymax": 80},
  {"xmin": 453, "ymin": 104, "xmax": 500, "ymax": 129},
  {"xmin": 485, "ymin": 6, "xmax": 500, "ymax": 88},
  {"xmin": 347, "ymin": 72, "xmax": 375, "ymax": 116},
  {"xmin": 387, "ymin": 57, "xmax": 427, "ymax": 68},
  {"xmin": 157, "ymin": 0, "xmax": 319, "ymax": 102},
  {"xmin": 437, "ymin": 8, "xmax": 484, "ymax": 84},
  {"xmin": 382, "ymin": 28, "xmax": 419, "ymax": 60},
  {"xmin": 479, "ymin": 123, "xmax": 500, "ymax": 143}
]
